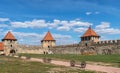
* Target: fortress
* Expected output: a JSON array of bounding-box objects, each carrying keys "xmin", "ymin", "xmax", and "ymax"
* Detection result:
[{"xmin": 0, "ymin": 26, "xmax": 120, "ymax": 55}]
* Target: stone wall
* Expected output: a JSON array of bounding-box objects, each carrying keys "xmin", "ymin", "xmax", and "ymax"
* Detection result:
[
  {"xmin": 10, "ymin": 39, "xmax": 120, "ymax": 55},
  {"xmin": 50, "ymin": 40, "xmax": 120, "ymax": 55},
  {"xmin": 17, "ymin": 45, "xmax": 48, "ymax": 54},
  {"xmin": 41, "ymin": 41, "xmax": 56, "ymax": 48}
]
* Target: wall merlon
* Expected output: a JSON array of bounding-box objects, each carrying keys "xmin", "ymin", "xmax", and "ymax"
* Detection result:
[{"xmin": 95, "ymin": 39, "xmax": 120, "ymax": 46}]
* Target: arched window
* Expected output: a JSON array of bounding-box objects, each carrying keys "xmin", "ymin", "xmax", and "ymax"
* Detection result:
[{"xmin": 10, "ymin": 49, "xmax": 15, "ymax": 54}]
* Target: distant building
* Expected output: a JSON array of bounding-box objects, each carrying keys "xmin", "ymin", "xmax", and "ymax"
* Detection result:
[
  {"xmin": 0, "ymin": 31, "xmax": 18, "ymax": 55},
  {"xmin": 41, "ymin": 31, "xmax": 56, "ymax": 48}
]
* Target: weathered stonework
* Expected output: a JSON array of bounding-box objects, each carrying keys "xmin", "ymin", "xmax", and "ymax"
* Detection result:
[
  {"xmin": 2, "ymin": 40, "xmax": 18, "ymax": 55},
  {"xmin": 17, "ymin": 45, "xmax": 48, "ymax": 54},
  {"xmin": 41, "ymin": 40, "xmax": 55, "ymax": 48},
  {"xmin": 50, "ymin": 40, "xmax": 120, "ymax": 55},
  {"xmin": 41, "ymin": 31, "xmax": 56, "ymax": 49}
]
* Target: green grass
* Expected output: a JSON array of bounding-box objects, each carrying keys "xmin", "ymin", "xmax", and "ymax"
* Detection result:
[
  {"xmin": 19, "ymin": 54, "xmax": 120, "ymax": 67},
  {"xmin": 0, "ymin": 56, "xmax": 96, "ymax": 73},
  {"xmin": 19, "ymin": 54, "xmax": 120, "ymax": 63}
]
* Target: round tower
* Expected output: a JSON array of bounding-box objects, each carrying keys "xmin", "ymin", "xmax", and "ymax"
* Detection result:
[
  {"xmin": 2, "ymin": 31, "xmax": 17, "ymax": 55},
  {"xmin": 41, "ymin": 31, "xmax": 56, "ymax": 48}
]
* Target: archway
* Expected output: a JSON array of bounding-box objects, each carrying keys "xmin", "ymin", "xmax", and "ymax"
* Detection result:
[{"xmin": 10, "ymin": 49, "xmax": 16, "ymax": 54}]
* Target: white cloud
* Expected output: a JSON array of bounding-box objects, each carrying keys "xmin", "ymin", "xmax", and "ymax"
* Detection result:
[
  {"xmin": 56, "ymin": 20, "xmax": 92, "ymax": 31},
  {"xmin": 86, "ymin": 12, "xmax": 92, "ymax": 15},
  {"xmin": 96, "ymin": 22, "xmax": 110, "ymax": 29},
  {"xmin": 53, "ymin": 33, "xmax": 71, "ymax": 39},
  {"xmin": 0, "ymin": 18, "xmax": 10, "ymax": 22},
  {"xmin": 96, "ymin": 28, "xmax": 120, "ymax": 34},
  {"xmin": 48, "ymin": 19, "xmax": 60, "ymax": 28},
  {"xmin": 11, "ymin": 19, "xmax": 47, "ymax": 28},
  {"xmin": 57, "ymin": 26, "xmax": 70, "ymax": 31},
  {"xmin": 10, "ymin": 19, "xmax": 92, "ymax": 32},
  {"xmin": 95, "ymin": 22, "xmax": 120, "ymax": 34},
  {"xmin": 85, "ymin": 11, "xmax": 100, "ymax": 15},
  {"xmin": 0, "ymin": 24, "xmax": 9, "ymax": 28},
  {"xmin": 69, "ymin": 20, "xmax": 92, "ymax": 27},
  {"xmin": 73, "ymin": 27, "xmax": 87, "ymax": 32}
]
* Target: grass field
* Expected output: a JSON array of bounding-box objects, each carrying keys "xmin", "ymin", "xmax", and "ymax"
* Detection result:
[
  {"xmin": 19, "ymin": 54, "xmax": 120, "ymax": 67},
  {"xmin": 0, "ymin": 56, "xmax": 97, "ymax": 73}
]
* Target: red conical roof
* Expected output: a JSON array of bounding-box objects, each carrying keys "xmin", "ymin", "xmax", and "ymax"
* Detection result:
[
  {"xmin": 2, "ymin": 31, "xmax": 17, "ymax": 41},
  {"xmin": 0, "ymin": 42, "xmax": 4, "ymax": 51},
  {"xmin": 81, "ymin": 26, "xmax": 99, "ymax": 37},
  {"xmin": 42, "ymin": 31, "xmax": 55, "ymax": 41}
]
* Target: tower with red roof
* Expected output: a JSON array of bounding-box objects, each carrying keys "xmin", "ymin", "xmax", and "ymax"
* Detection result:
[
  {"xmin": 81, "ymin": 26, "xmax": 100, "ymax": 43},
  {"xmin": 41, "ymin": 31, "xmax": 56, "ymax": 48},
  {"xmin": 2, "ymin": 31, "xmax": 17, "ymax": 55}
]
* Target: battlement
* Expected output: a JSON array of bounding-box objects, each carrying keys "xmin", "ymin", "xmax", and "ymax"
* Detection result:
[
  {"xmin": 53, "ymin": 39, "xmax": 120, "ymax": 48},
  {"xmin": 53, "ymin": 44, "xmax": 80, "ymax": 48},
  {"xmin": 18, "ymin": 45, "xmax": 42, "ymax": 50},
  {"xmin": 95, "ymin": 39, "xmax": 120, "ymax": 45}
]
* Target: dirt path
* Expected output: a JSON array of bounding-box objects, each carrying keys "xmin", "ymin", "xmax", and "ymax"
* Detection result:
[{"xmin": 19, "ymin": 56, "xmax": 120, "ymax": 73}]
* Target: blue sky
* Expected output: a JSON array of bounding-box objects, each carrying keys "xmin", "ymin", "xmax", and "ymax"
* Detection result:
[{"xmin": 0, "ymin": 0, "xmax": 120, "ymax": 45}]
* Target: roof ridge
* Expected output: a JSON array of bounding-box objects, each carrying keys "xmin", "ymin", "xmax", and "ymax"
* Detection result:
[
  {"xmin": 81, "ymin": 27, "xmax": 99, "ymax": 37},
  {"xmin": 42, "ymin": 31, "xmax": 55, "ymax": 41},
  {"xmin": 2, "ymin": 31, "xmax": 17, "ymax": 41}
]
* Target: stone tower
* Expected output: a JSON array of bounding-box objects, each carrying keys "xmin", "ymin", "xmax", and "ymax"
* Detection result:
[
  {"xmin": 2, "ymin": 31, "xmax": 17, "ymax": 55},
  {"xmin": 80, "ymin": 26, "xmax": 100, "ymax": 46},
  {"xmin": 41, "ymin": 31, "xmax": 56, "ymax": 48}
]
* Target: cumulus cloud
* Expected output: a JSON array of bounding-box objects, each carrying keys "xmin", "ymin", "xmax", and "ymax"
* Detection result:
[
  {"xmin": 69, "ymin": 20, "xmax": 92, "ymax": 27},
  {"xmin": 95, "ymin": 22, "xmax": 120, "ymax": 34},
  {"xmin": 57, "ymin": 26, "xmax": 70, "ymax": 31},
  {"xmin": 96, "ymin": 22, "xmax": 110, "ymax": 29},
  {"xmin": 73, "ymin": 27, "xmax": 87, "ymax": 32},
  {"xmin": 0, "ymin": 24, "xmax": 9, "ymax": 28},
  {"xmin": 10, "ymin": 19, "xmax": 92, "ymax": 32},
  {"xmin": 0, "ymin": 18, "xmax": 10, "ymax": 22},
  {"xmin": 48, "ymin": 19, "xmax": 60, "ymax": 28},
  {"xmin": 56, "ymin": 20, "xmax": 92, "ymax": 31},
  {"xmin": 11, "ymin": 19, "xmax": 47, "ymax": 28}
]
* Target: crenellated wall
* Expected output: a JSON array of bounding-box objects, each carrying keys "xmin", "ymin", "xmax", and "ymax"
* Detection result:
[
  {"xmin": 50, "ymin": 40, "xmax": 120, "ymax": 55},
  {"xmin": 8, "ymin": 39, "xmax": 120, "ymax": 55}
]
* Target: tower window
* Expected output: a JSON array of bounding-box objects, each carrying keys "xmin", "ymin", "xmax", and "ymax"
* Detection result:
[
  {"xmin": 10, "ymin": 40, "xmax": 12, "ymax": 43},
  {"xmin": 11, "ymin": 45, "xmax": 12, "ymax": 47},
  {"xmin": 85, "ymin": 43, "xmax": 87, "ymax": 46},
  {"xmin": 48, "ymin": 46, "xmax": 50, "ymax": 48}
]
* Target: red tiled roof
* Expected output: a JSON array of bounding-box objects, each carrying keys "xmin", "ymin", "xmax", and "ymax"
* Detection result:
[
  {"xmin": 2, "ymin": 31, "xmax": 17, "ymax": 41},
  {"xmin": 42, "ymin": 31, "xmax": 55, "ymax": 41},
  {"xmin": 0, "ymin": 42, "xmax": 4, "ymax": 51},
  {"xmin": 81, "ymin": 27, "xmax": 100, "ymax": 37}
]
